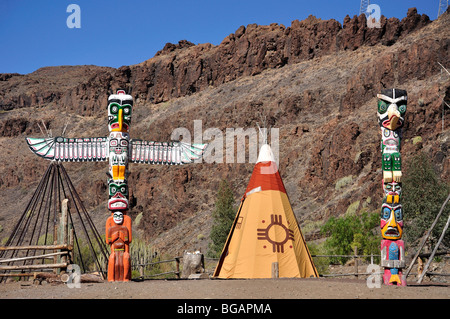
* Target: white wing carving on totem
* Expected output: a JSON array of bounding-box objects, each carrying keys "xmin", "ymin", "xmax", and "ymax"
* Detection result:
[
  {"xmin": 26, "ymin": 137, "xmax": 207, "ymax": 165},
  {"xmin": 129, "ymin": 139, "xmax": 208, "ymax": 165},
  {"xmin": 25, "ymin": 136, "xmax": 108, "ymax": 162}
]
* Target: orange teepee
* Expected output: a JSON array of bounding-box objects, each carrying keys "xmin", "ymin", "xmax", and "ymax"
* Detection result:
[{"xmin": 213, "ymin": 144, "xmax": 318, "ymax": 278}]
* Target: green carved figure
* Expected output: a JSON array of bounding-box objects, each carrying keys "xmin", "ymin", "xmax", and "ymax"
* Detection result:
[{"xmin": 377, "ymin": 89, "xmax": 407, "ymax": 183}]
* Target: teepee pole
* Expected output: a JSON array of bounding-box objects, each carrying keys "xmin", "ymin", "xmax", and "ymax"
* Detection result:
[
  {"xmin": 417, "ymin": 210, "xmax": 450, "ymax": 284},
  {"xmin": 404, "ymin": 192, "xmax": 450, "ymax": 278}
]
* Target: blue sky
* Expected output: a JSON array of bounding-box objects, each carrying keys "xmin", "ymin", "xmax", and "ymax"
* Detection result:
[{"xmin": 0, "ymin": 0, "xmax": 440, "ymax": 74}]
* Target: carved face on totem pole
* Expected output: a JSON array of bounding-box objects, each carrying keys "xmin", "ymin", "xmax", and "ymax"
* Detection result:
[
  {"xmin": 377, "ymin": 89, "xmax": 407, "ymax": 131},
  {"xmin": 380, "ymin": 202, "xmax": 403, "ymax": 240},
  {"xmin": 108, "ymin": 180, "xmax": 129, "ymax": 211},
  {"xmin": 113, "ymin": 211, "xmax": 124, "ymax": 225},
  {"xmin": 108, "ymin": 89, "xmax": 132, "ymax": 133},
  {"xmin": 382, "ymin": 181, "xmax": 402, "ymax": 204}
]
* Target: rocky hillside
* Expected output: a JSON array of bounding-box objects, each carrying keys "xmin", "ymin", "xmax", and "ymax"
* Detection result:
[{"xmin": 0, "ymin": 8, "xmax": 448, "ymax": 257}]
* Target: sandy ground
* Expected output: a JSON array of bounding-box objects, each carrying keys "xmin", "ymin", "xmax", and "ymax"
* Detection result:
[
  {"xmin": 0, "ymin": 277, "xmax": 447, "ymax": 317},
  {"xmin": 0, "ymin": 277, "xmax": 448, "ymax": 300}
]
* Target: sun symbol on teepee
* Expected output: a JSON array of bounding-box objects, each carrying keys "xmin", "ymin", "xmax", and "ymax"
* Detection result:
[{"xmin": 257, "ymin": 214, "xmax": 294, "ymax": 253}]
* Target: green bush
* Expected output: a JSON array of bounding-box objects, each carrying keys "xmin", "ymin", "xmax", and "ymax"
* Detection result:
[
  {"xmin": 402, "ymin": 151, "xmax": 450, "ymax": 249},
  {"xmin": 307, "ymin": 242, "xmax": 330, "ymax": 275},
  {"xmin": 320, "ymin": 210, "xmax": 379, "ymax": 264},
  {"xmin": 73, "ymin": 235, "xmax": 108, "ymax": 272},
  {"xmin": 207, "ymin": 179, "xmax": 237, "ymax": 258}
]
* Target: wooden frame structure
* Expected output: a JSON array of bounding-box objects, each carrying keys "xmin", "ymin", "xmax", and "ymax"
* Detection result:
[
  {"xmin": 0, "ymin": 162, "xmax": 108, "ymax": 281},
  {"xmin": 404, "ymin": 193, "xmax": 450, "ymax": 283}
]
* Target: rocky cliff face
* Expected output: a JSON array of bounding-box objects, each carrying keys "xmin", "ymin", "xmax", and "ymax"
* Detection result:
[
  {"xmin": 0, "ymin": 8, "xmax": 448, "ymax": 256},
  {"xmin": 0, "ymin": 8, "xmax": 432, "ymax": 112}
]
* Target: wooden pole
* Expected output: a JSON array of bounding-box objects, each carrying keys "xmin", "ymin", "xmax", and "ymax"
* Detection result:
[
  {"xmin": 59, "ymin": 199, "xmax": 69, "ymax": 246},
  {"xmin": 53, "ymin": 226, "xmax": 58, "ymax": 274},
  {"xmin": 417, "ymin": 213, "xmax": 450, "ymax": 284},
  {"xmin": 0, "ymin": 272, "xmax": 40, "ymax": 278},
  {"xmin": 175, "ymin": 257, "xmax": 180, "ymax": 279},
  {"xmin": 53, "ymin": 164, "xmax": 59, "ymax": 274},
  {"xmin": 405, "ymin": 193, "xmax": 450, "ymax": 278},
  {"xmin": 69, "ymin": 226, "xmax": 74, "ymax": 263},
  {"xmin": 0, "ymin": 263, "xmax": 68, "ymax": 271},
  {"xmin": 0, "ymin": 251, "xmax": 69, "ymax": 264},
  {"xmin": 0, "ymin": 244, "xmax": 72, "ymax": 251},
  {"xmin": 59, "ymin": 199, "xmax": 69, "ymax": 273},
  {"xmin": 354, "ymin": 246, "xmax": 358, "ymax": 279},
  {"xmin": 139, "ymin": 257, "xmax": 144, "ymax": 280},
  {"xmin": 271, "ymin": 262, "xmax": 279, "ymax": 278}
]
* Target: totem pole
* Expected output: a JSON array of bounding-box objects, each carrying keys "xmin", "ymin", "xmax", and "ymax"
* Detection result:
[
  {"xmin": 377, "ymin": 88, "xmax": 407, "ymax": 286},
  {"xmin": 25, "ymin": 89, "xmax": 207, "ymax": 282}
]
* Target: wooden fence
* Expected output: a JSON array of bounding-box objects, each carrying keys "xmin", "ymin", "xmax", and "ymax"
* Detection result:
[
  {"xmin": 132, "ymin": 256, "xmax": 219, "ymax": 280},
  {"xmin": 130, "ymin": 251, "xmax": 449, "ymax": 280},
  {"xmin": 131, "ymin": 253, "xmax": 380, "ymax": 280},
  {"xmin": 312, "ymin": 252, "xmax": 449, "ymax": 279},
  {"xmin": 1, "ymin": 246, "xmax": 446, "ymax": 281},
  {"xmin": 0, "ymin": 199, "xmax": 74, "ymax": 280},
  {"xmin": 0, "ymin": 244, "xmax": 73, "ymax": 278}
]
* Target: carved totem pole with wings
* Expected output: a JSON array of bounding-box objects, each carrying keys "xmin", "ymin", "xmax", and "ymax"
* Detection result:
[{"xmin": 26, "ymin": 89, "xmax": 207, "ymax": 281}]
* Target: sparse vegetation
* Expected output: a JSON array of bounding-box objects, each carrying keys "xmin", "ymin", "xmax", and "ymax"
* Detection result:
[
  {"xmin": 320, "ymin": 210, "xmax": 379, "ymax": 264},
  {"xmin": 134, "ymin": 212, "xmax": 144, "ymax": 227},
  {"xmin": 335, "ymin": 175, "xmax": 354, "ymax": 191},
  {"xmin": 402, "ymin": 151, "xmax": 450, "ymax": 249},
  {"xmin": 412, "ymin": 136, "xmax": 422, "ymax": 145},
  {"xmin": 345, "ymin": 200, "xmax": 360, "ymax": 215},
  {"xmin": 307, "ymin": 242, "xmax": 330, "ymax": 275},
  {"xmin": 207, "ymin": 179, "xmax": 237, "ymax": 258},
  {"xmin": 73, "ymin": 235, "xmax": 107, "ymax": 272},
  {"xmin": 129, "ymin": 237, "xmax": 163, "ymax": 279}
]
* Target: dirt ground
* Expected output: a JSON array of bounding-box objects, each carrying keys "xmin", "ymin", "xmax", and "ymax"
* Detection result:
[
  {"xmin": 0, "ymin": 276, "xmax": 448, "ymax": 300},
  {"xmin": 0, "ymin": 276, "xmax": 447, "ymax": 318}
]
